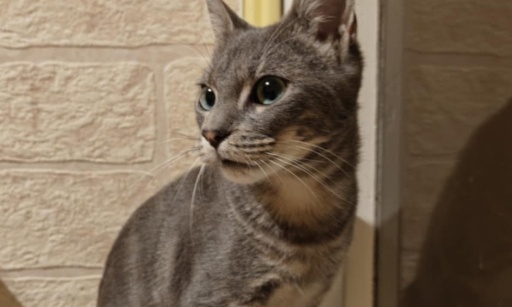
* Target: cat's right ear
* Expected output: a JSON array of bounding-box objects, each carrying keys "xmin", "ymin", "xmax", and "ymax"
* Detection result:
[
  {"xmin": 286, "ymin": 0, "xmax": 357, "ymax": 43},
  {"xmin": 207, "ymin": 0, "xmax": 249, "ymax": 44}
]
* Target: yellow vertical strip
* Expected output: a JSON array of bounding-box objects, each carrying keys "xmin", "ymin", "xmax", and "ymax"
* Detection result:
[
  {"xmin": 243, "ymin": 0, "xmax": 259, "ymax": 26},
  {"xmin": 243, "ymin": 0, "xmax": 282, "ymax": 27},
  {"xmin": 259, "ymin": 0, "xmax": 282, "ymax": 26}
]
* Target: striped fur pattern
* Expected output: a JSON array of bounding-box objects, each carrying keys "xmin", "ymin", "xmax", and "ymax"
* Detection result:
[{"xmin": 98, "ymin": 0, "xmax": 363, "ymax": 306}]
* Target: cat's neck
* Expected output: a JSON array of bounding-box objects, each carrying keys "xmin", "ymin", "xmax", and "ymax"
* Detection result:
[
  {"xmin": 228, "ymin": 167, "xmax": 357, "ymax": 244},
  {"xmin": 258, "ymin": 174, "xmax": 339, "ymax": 228}
]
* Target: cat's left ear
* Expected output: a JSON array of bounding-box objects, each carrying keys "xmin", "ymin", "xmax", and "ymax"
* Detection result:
[
  {"xmin": 207, "ymin": 0, "xmax": 249, "ymax": 43},
  {"xmin": 287, "ymin": 0, "xmax": 357, "ymax": 42}
]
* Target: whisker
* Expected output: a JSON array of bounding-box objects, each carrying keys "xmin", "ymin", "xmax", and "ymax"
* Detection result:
[
  {"xmin": 294, "ymin": 283, "xmax": 306, "ymax": 297},
  {"xmin": 197, "ymin": 32, "xmax": 213, "ymax": 58},
  {"xmin": 161, "ymin": 138, "xmax": 198, "ymax": 144},
  {"xmin": 269, "ymin": 151, "xmax": 323, "ymax": 165},
  {"xmin": 280, "ymin": 140, "xmax": 357, "ymax": 170},
  {"xmin": 268, "ymin": 153, "xmax": 354, "ymax": 206},
  {"xmin": 126, "ymin": 147, "xmax": 200, "ymax": 192},
  {"xmin": 224, "ymin": 150, "xmax": 259, "ymax": 167},
  {"xmin": 175, "ymin": 132, "xmax": 199, "ymax": 140},
  {"xmin": 268, "ymin": 153, "xmax": 322, "ymax": 179},
  {"xmin": 171, "ymin": 157, "xmax": 200, "ymax": 206},
  {"xmin": 267, "ymin": 159, "xmax": 320, "ymax": 201},
  {"xmin": 199, "ymin": 42, "xmax": 212, "ymax": 59},
  {"xmin": 189, "ymin": 165, "xmax": 206, "ymax": 237},
  {"xmin": 275, "ymin": 141, "xmax": 352, "ymax": 179},
  {"xmin": 281, "ymin": 154, "xmax": 342, "ymax": 188},
  {"xmin": 183, "ymin": 45, "xmax": 212, "ymax": 72},
  {"xmin": 239, "ymin": 152, "xmax": 272, "ymax": 183},
  {"xmin": 195, "ymin": 32, "xmax": 215, "ymax": 73},
  {"xmin": 259, "ymin": 159, "xmax": 284, "ymax": 184},
  {"xmin": 254, "ymin": 160, "xmax": 272, "ymax": 183}
]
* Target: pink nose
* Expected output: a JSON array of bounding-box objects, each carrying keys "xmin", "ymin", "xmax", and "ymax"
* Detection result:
[{"xmin": 201, "ymin": 129, "xmax": 229, "ymax": 148}]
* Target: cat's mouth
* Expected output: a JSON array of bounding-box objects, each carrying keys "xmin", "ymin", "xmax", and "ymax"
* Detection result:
[{"xmin": 220, "ymin": 159, "xmax": 257, "ymax": 169}]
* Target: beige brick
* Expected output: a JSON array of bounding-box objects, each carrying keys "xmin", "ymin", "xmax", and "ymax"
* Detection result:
[
  {"xmin": 0, "ymin": 171, "xmax": 159, "ymax": 270},
  {"xmin": 406, "ymin": 66, "xmax": 512, "ymax": 155},
  {"xmin": 165, "ymin": 57, "xmax": 206, "ymax": 176},
  {"xmin": 406, "ymin": 0, "xmax": 512, "ymax": 56},
  {"xmin": 0, "ymin": 62, "xmax": 155, "ymax": 162},
  {"xmin": 2, "ymin": 277, "xmax": 99, "ymax": 307},
  {"xmin": 0, "ymin": 0, "xmax": 239, "ymax": 48}
]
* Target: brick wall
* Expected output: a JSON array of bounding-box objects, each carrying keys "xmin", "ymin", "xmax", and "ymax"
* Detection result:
[
  {"xmin": 401, "ymin": 0, "xmax": 512, "ymax": 298},
  {"xmin": 0, "ymin": 1, "xmax": 238, "ymax": 306}
]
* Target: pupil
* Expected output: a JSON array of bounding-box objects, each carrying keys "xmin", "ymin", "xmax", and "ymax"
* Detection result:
[
  {"xmin": 263, "ymin": 81, "xmax": 279, "ymax": 100},
  {"xmin": 206, "ymin": 89, "xmax": 215, "ymax": 106}
]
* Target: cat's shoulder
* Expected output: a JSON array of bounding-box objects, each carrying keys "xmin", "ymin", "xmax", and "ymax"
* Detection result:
[
  {"xmin": 127, "ymin": 165, "xmax": 221, "ymax": 226},
  {"xmin": 106, "ymin": 166, "xmax": 222, "ymax": 257}
]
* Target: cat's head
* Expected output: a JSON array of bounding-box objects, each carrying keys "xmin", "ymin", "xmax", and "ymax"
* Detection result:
[{"xmin": 197, "ymin": 0, "xmax": 362, "ymax": 184}]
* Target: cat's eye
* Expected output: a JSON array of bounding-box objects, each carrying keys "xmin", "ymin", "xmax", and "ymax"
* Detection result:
[
  {"xmin": 199, "ymin": 86, "xmax": 216, "ymax": 111},
  {"xmin": 254, "ymin": 76, "xmax": 286, "ymax": 105}
]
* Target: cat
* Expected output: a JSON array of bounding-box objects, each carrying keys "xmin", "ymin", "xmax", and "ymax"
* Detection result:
[{"xmin": 97, "ymin": 0, "xmax": 362, "ymax": 306}]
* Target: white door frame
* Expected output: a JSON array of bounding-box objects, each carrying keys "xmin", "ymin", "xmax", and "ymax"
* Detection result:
[{"xmin": 375, "ymin": 0, "xmax": 404, "ymax": 305}]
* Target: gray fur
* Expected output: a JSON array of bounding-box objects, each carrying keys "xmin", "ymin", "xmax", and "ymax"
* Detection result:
[{"xmin": 98, "ymin": 0, "xmax": 363, "ymax": 306}]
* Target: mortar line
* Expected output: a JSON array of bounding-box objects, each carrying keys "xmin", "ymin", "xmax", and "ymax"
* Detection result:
[
  {"xmin": 0, "ymin": 161, "xmax": 162, "ymax": 172},
  {"xmin": 0, "ymin": 45, "xmax": 213, "ymax": 64},
  {"xmin": 1, "ymin": 267, "xmax": 103, "ymax": 279},
  {"xmin": 150, "ymin": 60, "xmax": 169, "ymax": 167}
]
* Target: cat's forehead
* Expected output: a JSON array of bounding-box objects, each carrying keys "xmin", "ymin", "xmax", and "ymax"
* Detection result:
[
  {"xmin": 205, "ymin": 25, "xmax": 319, "ymax": 88},
  {"xmin": 209, "ymin": 28, "xmax": 273, "ymax": 76}
]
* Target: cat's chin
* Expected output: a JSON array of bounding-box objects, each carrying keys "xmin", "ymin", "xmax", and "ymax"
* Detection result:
[{"xmin": 220, "ymin": 165, "xmax": 267, "ymax": 185}]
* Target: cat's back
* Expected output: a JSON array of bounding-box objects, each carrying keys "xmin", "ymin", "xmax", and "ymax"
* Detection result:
[{"xmin": 97, "ymin": 166, "xmax": 228, "ymax": 307}]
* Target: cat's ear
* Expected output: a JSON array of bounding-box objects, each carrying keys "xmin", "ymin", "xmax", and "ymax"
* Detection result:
[
  {"xmin": 207, "ymin": 0, "xmax": 249, "ymax": 43},
  {"xmin": 287, "ymin": 0, "xmax": 357, "ymax": 42}
]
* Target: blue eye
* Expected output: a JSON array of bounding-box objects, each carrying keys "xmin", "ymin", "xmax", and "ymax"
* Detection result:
[
  {"xmin": 255, "ymin": 76, "xmax": 286, "ymax": 105},
  {"xmin": 199, "ymin": 87, "xmax": 216, "ymax": 111}
]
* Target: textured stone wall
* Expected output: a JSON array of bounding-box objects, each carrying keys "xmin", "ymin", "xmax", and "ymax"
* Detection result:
[
  {"xmin": 0, "ymin": 1, "xmax": 238, "ymax": 306},
  {"xmin": 401, "ymin": 0, "xmax": 512, "ymax": 305}
]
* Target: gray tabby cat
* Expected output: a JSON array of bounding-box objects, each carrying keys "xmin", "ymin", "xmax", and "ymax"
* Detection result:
[{"xmin": 98, "ymin": 0, "xmax": 362, "ymax": 306}]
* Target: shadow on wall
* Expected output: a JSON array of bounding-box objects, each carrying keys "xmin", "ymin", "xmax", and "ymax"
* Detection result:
[
  {"xmin": 0, "ymin": 280, "xmax": 22, "ymax": 307},
  {"xmin": 402, "ymin": 99, "xmax": 512, "ymax": 307}
]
